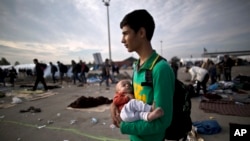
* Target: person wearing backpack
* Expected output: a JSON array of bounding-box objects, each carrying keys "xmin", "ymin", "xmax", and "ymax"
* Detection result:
[
  {"xmin": 32, "ymin": 58, "xmax": 48, "ymax": 91},
  {"xmin": 50, "ymin": 62, "xmax": 58, "ymax": 83},
  {"xmin": 99, "ymin": 59, "xmax": 112, "ymax": 89},
  {"xmin": 71, "ymin": 60, "xmax": 82, "ymax": 85},
  {"xmin": 110, "ymin": 9, "xmax": 175, "ymax": 141},
  {"xmin": 57, "ymin": 61, "xmax": 68, "ymax": 84},
  {"xmin": 79, "ymin": 60, "xmax": 88, "ymax": 85}
]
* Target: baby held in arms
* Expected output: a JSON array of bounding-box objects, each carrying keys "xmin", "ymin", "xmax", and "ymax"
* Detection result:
[{"xmin": 113, "ymin": 79, "xmax": 164, "ymax": 122}]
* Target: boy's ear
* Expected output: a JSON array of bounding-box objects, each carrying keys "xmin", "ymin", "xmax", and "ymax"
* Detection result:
[{"xmin": 138, "ymin": 27, "xmax": 146, "ymax": 38}]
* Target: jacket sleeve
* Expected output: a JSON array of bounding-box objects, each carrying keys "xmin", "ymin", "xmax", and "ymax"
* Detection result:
[{"xmin": 120, "ymin": 61, "xmax": 175, "ymax": 136}]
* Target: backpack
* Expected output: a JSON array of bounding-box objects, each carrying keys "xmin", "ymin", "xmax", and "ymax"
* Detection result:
[
  {"xmin": 84, "ymin": 65, "xmax": 89, "ymax": 73},
  {"xmin": 52, "ymin": 65, "xmax": 58, "ymax": 72},
  {"xmin": 135, "ymin": 55, "xmax": 192, "ymax": 140},
  {"xmin": 75, "ymin": 63, "xmax": 82, "ymax": 73},
  {"xmin": 61, "ymin": 64, "xmax": 68, "ymax": 73},
  {"xmin": 40, "ymin": 63, "xmax": 47, "ymax": 71}
]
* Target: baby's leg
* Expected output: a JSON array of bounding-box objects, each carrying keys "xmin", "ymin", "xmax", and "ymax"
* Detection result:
[{"xmin": 128, "ymin": 99, "xmax": 151, "ymax": 112}]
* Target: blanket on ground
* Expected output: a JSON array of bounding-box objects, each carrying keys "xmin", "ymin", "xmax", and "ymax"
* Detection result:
[{"xmin": 199, "ymin": 100, "xmax": 250, "ymax": 117}]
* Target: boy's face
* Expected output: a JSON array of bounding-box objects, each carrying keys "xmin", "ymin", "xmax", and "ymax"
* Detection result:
[
  {"xmin": 121, "ymin": 25, "xmax": 141, "ymax": 52},
  {"xmin": 116, "ymin": 80, "xmax": 132, "ymax": 93}
]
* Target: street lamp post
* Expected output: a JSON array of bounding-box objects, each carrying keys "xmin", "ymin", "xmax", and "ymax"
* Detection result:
[{"xmin": 102, "ymin": 0, "xmax": 112, "ymax": 62}]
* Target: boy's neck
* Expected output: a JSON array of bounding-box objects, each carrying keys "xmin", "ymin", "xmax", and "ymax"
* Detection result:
[{"xmin": 137, "ymin": 43, "xmax": 153, "ymax": 66}]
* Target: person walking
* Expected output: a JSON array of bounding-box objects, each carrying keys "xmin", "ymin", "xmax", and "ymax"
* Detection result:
[
  {"xmin": 110, "ymin": 9, "xmax": 175, "ymax": 141},
  {"xmin": 9, "ymin": 66, "xmax": 17, "ymax": 87},
  {"xmin": 71, "ymin": 60, "xmax": 81, "ymax": 85},
  {"xmin": 57, "ymin": 61, "xmax": 68, "ymax": 84},
  {"xmin": 79, "ymin": 60, "xmax": 87, "ymax": 85},
  {"xmin": 99, "ymin": 59, "xmax": 111, "ymax": 89},
  {"xmin": 32, "ymin": 59, "xmax": 48, "ymax": 91},
  {"xmin": 49, "ymin": 62, "xmax": 58, "ymax": 83}
]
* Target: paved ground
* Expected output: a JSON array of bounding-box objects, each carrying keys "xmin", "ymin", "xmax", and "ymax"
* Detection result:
[{"xmin": 0, "ymin": 66, "xmax": 250, "ymax": 141}]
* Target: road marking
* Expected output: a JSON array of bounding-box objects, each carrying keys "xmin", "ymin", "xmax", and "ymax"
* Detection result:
[{"xmin": 1, "ymin": 120, "xmax": 128, "ymax": 141}]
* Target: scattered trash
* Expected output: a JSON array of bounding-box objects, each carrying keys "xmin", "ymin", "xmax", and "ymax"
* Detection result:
[
  {"xmin": 20, "ymin": 106, "xmax": 41, "ymax": 113},
  {"xmin": 12, "ymin": 97, "xmax": 22, "ymax": 104},
  {"xmin": 0, "ymin": 115, "xmax": 5, "ymax": 119},
  {"xmin": 87, "ymin": 77, "xmax": 101, "ymax": 83},
  {"xmin": 91, "ymin": 117, "xmax": 98, "ymax": 124},
  {"xmin": 17, "ymin": 137, "xmax": 21, "ymax": 141},
  {"xmin": 37, "ymin": 125, "xmax": 46, "ymax": 129},
  {"xmin": 187, "ymin": 126, "xmax": 204, "ymax": 141},
  {"xmin": 235, "ymin": 101, "xmax": 244, "ymax": 105},
  {"xmin": 37, "ymin": 118, "xmax": 43, "ymax": 121},
  {"xmin": 209, "ymin": 116, "xmax": 215, "ymax": 119},
  {"xmin": 102, "ymin": 122, "xmax": 106, "ymax": 125},
  {"xmin": 47, "ymin": 120, "xmax": 54, "ymax": 124},
  {"xmin": 57, "ymin": 113, "xmax": 61, "ymax": 117},
  {"xmin": 70, "ymin": 120, "xmax": 77, "ymax": 124},
  {"xmin": 110, "ymin": 124, "xmax": 116, "ymax": 129}
]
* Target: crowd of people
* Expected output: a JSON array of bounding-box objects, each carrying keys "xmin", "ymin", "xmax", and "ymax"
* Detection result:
[
  {"xmin": 0, "ymin": 53, "xmax": 236, "ymax": 93},
  {"xmin": 0, "ymin": 66, "xmax": 17, "ymax": 87},
  {"xmin": 0, "ymin": 57, "xmax": 122, "ymax": 90}
]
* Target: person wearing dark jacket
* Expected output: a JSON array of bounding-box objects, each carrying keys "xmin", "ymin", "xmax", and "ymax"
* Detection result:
[
  {"xmin": 32, "ymin": 59, "xmax": 48, "ymax": 91},
  {"xmin": 50, "ymin": 62, "xmax": 58, "ymax": 83},
  {"xmin": 71, "ymin": 60, "xmax": 82, "ymax": 85},
  {"xmin": 9, "ymin": 67, "xmax": 17, "ymax": 87},
  {"xmin": 219, "ymin": 55, "xmax": 234, "ymax": 81},
  {"xmin": 57, "ymin": 61, "xmax": 68, "ymax": 84}
]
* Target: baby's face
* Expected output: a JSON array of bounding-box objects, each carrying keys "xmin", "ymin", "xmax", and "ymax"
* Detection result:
[{"xmin": 117, "ymin": 80, "xmax": 132, "ymax": 93}]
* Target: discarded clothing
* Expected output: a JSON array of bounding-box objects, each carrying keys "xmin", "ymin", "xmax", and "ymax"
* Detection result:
[
  {"xmin": 193, "ymin": 120, "xmax": 221, "ymax": 135},
  {"xmin": 20, "ymin": 106, "xmax": 41, "ymax": 113},
  {"xmin": 68, "ymin": 96, "xmax": 112, "ymax": 108}
]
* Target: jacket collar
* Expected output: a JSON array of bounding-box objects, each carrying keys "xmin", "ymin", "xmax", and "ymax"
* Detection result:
[{"xmin": 135, "ymin": 50, "xmax": 159, "ymax": 70}]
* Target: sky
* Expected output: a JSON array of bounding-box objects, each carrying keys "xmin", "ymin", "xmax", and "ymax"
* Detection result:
[{"xmin": 0, "ymin": 0, "xmax": 250, "ymax": 65}]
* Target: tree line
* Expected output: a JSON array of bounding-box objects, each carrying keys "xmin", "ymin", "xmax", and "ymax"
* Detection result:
[{"xmin": 0, "ymin": 57, "xmax": 20, "ymax": 65}]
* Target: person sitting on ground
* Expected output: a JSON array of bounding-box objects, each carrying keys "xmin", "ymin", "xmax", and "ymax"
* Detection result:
[{"xmin": 113, "ymin": 79, "xmax": 164, "ymax": 122}]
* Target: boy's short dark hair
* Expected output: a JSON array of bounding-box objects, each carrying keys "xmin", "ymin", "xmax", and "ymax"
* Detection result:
[{"xmin": 120, "ymin": 9, "xmax": 155, "ymax": 41}]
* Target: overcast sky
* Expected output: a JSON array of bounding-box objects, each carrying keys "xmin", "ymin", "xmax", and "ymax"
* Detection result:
[{"xmin": 0, "ymin": 0, "xmax": 249, "ymax": 65}]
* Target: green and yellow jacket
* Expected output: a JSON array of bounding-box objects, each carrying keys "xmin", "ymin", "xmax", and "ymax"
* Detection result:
[{"xmin": 120, "ymin": 51, "xmax": 175, "ymax": 141}]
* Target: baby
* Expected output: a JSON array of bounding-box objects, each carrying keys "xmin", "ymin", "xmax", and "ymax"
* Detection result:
[{"xmin": 113, "ymin": 79, "xmax": 164, "ymax": 122}]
